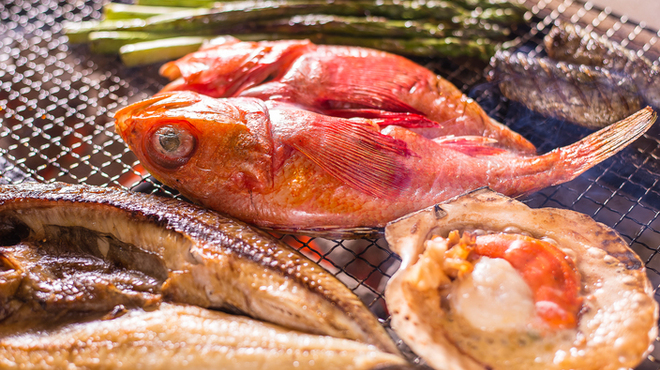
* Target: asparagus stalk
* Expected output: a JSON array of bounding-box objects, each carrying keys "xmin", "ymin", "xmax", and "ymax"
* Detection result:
[
  {"xmin": 65, "ymin": 0, "xmax": 525, "ymax": 44},
  {"xmin": 87, "ymin": 13, "xmax": 511, "ymax": 56},
  {"xmin": 89, "ymin": 31, "xmax": 196, "ymax": 54},
  {"xmin": 101, "ymin": 3, "xmax": 516, "ymax": 39},
  {"xmin": 250, "ymin": 14, "xmax": 511, "ymax": 40},
  {"xmin": 134, "ymin": 0, "xmax": 219, "ymax": 6},
  {"xmin": 106, "ymin": 0, "xmax": 525, "ymax": 24},
  {"xmin": 120, "ymin": 36, "xmax": 211, "ymax": 67},
  {"xmin": 119, "ymin": 34, "xmax": 281, "ymax": 67},
  {"xmin": 119, "ymin": 32, "xmax": 497, "ymax": 67},
  {"xmin": 134, "ymin": 0, "xmax": 528, "ymax": 19},
  {"xmin": 467, "ymin": 6, "xmax": 526, "ymax": 25},
  {"xmin": 103, "ymin": 3, "xmax": 195, "ymax": 20},
  {"xmin": 310, "ymin": 34, "xmax": 498, "ymax": 60},
  {"xmin": 450, "ymin": 0, "xmax": 528, "ymax": 13},
  {"xmin": 64, "ymin": 9, "xmax": 213, "ymax": 44},
  {"xmin": 65, "ymin": 2, "xmax": 326, "ymax": 44}
]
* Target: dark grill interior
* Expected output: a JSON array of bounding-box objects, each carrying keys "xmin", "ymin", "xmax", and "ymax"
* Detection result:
[{"xmin": 2, "ymin": 0, "xmax": 660, "ymax": 368}]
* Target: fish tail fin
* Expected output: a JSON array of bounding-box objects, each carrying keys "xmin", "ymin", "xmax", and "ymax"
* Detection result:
[
  {"xmin": 500, "ymin": 107, "xmax": 655, "ymax": 198},
  {"xmin": 545, "ymin": 107, "xmax": 656, "ymax": 185}
]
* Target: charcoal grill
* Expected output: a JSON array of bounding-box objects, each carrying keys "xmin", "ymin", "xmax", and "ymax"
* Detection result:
[{"xmin": 2, "ymin": 0, "xmax": 660, "ymax": 368}]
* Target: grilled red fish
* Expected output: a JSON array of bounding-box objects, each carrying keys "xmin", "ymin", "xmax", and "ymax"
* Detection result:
[
  {"xmin": 114, "ymin": 91, "xmax": 655, "ymax": 236},
  {"xmin": 158, "ymin": 37, "xmax": 536, "ymax": 154}
]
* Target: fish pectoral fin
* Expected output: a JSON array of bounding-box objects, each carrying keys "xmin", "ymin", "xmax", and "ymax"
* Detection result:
[
  {"xmin": 286, "ymin": 116, "xmax": 413, "ymax": 199},
  {"xmin": 433, "ymin": 136, "xmax": 508, "ymax": 156},
  {"xmin": 323, "ymin": 108, "xmax": 440, "ymax": 129}
]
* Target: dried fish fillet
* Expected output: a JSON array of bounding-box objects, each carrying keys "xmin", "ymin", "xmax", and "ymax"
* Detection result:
[
  {"xmin": 0, "ymin": 303, "xmax": 409, "ymax": 370},
  {"xmin": 0, "ymin": 182, "xmax": 398, "ymax": 354},
  {"xmin": 384, "ymin": 188, "xmax": 658, "ymax": 370},
  {"xmin": 545, "ymin": 21, "xmax": 660, "ymax": 108},
  {"xmin": 488, "ymin": 50, "xmax": 642, "ymax": 128}
]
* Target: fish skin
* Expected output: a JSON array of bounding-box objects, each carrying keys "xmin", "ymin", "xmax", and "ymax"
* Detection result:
[
  {"xmin": 0, "ymin": 182, "xmax": 399, "ymax": 354},
  {"xmin": 158, "ymin": 38, "xmax": 537, "ymax": 154},
  {"xmin": 114, "ymin": 91, "xmax": 656, "ymax": 235},
  {"xmin": 0, "ymin": 303, "xmax": 410, "ymax": 370},
  {"xmin": 545, "ymin": 21, "xmax": 660, "ymax": 108},
  {"xmin": 488, "ymin": 50, "xmax": 643, "ymax": 128}
]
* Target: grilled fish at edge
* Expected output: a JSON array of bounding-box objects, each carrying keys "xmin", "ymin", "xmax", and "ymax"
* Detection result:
[
  {"xmin": 158, "ymin": 37, "xmax": 536, "ymax": 154},
  {"xmin": 488, "ymin": 50, "xmax": 642, "ymax": 128},
  {"xmin": 544, "ymin": 21, "xmax": 660, "ymax": 108},
  {"xmin": 114, "ymin": 91, "xmax": 656, "ymax": 236},
  {"xmin": 0, "ymin": 182, "xmax": 399, "ymax": 354}
]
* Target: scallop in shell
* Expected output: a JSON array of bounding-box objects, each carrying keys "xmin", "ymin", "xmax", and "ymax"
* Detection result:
[{"xmin": 384, "ymin": 188, "xmax": 658, "ymax": 370}]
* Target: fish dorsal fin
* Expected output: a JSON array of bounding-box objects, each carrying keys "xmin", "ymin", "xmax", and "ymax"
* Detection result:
[
  {"xmin": 434, "ymin": 136, "xmax": 509, "ymax": 156},
  {"xmin": 276, "ymin": 108, "xmax": 413, "ymax": 199}
]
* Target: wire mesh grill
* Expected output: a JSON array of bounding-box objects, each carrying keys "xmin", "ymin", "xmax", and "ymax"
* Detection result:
[{"xmin": 2, "ymin": 0, "xmax": 660, "ymax": 368}]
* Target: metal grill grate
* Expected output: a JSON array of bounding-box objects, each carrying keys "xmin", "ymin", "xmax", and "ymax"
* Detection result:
[{"xmin": 2, "ymin": 0, "xmax": 660, "ymax": 368}]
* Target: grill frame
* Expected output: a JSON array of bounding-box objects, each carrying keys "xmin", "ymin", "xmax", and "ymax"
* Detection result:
[{"xmin": 2, "ymin": 0, "xmax": 660, "ymax": 368}]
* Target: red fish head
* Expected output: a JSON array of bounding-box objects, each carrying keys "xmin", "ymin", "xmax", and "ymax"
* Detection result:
[
  {"xmin": 159, "ymin": 39, "xmax": 313, "ymax": 98},
  {"xmin": 115, "ymin": 91, "xmax": 274, "ymax": 200}
]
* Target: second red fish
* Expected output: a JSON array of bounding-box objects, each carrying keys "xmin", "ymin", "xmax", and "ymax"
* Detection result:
[{"xmin": 159, "ymin": 38, "xmax": 536, "ymax": 154}]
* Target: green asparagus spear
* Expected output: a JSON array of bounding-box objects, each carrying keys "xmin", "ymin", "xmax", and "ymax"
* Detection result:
[
  {"xmin": 249, "ymin": 14, "xmax": 511, "ymax": 40},
  {"xmin": 134, "ymin": 0, "xmax": 528, "ymax": 18},
  {"xmin": 89, "ymin": 31, "xmax": 195, "ymax": 54},
  {"xmin": 134, "ymin": 0, "xmax": 219, "ymax": 6},
  {"xmin": 449, "ymin": 0, "xmax": 528, "ymax": 12},
  {"xmin": 119, "ymin": 36, "xmax": 211, "ymax": 67},
  {"xmin": 467, "ymin": 6, "xmax": 526, "ymax": 25},
  {"xmin": 103, "ymin": 3, "xmax": 195, "ymax": 20},
  {"xmin": 309, "ymin": 34, "xmax": 497, "ymax": 60},
  {"xmin": 65, "ymin": 2, "xmax": 328, "ymax": 44},
  {"xmin": 111, "ymin": 0, "xmax": 525, "ymax": 24},
  {"xmin": 65, "ymin": 0, "xmax": 526, "ymax": 44},
  {"xmin": 64, "ymin": 10, "xmax": 213, "ymax": 44},
  {"xmin": 87, "ymin": 12, "xmax": 511, "ymax": 56},
  {"xmin": 119, "ymin": 32, "xmax": 497, "ymax": 67}
]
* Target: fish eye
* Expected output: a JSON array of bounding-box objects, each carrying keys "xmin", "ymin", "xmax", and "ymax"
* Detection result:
[{"xmin": 147, "ymin": 124, "xmax": 196, "ymax": 169}]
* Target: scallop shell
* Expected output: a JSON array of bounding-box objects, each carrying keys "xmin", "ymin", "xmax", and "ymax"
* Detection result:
[{"xmin": 384, "ymin": 188, "xmax": 658, "ymax": 370}]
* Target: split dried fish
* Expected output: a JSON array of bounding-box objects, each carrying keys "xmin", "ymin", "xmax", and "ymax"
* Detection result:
[
  {"xmin": 545, "ymin": 21, "xmax": 660, "ymax": 108},
  {"xmin": 488, "ymin": 50, "xmax": 642, "ymax": 128},
  {"xmin": 0, "ymin": 302, "xmax": 409, "ymax": 369},
  {"xmin": 0, "ymin": 182, "xmax": 398, "ymax": 355}
]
